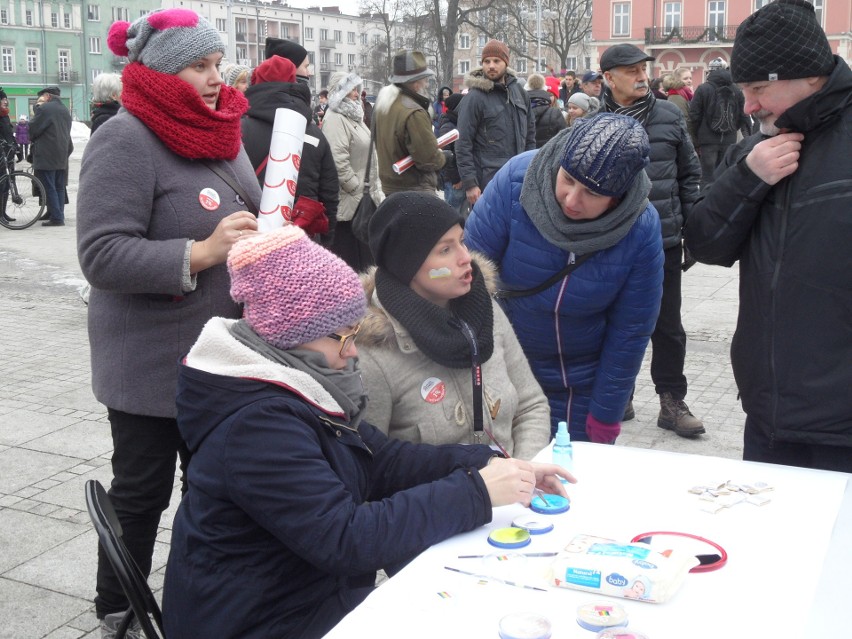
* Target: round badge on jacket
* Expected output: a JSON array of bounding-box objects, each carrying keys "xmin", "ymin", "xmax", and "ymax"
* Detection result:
[
  {"xmin": 199, "ymin": 188, "xmax": 220, "ymax": 211},
  {"xmin": 421, "ymin": 377, "xmax": 446, "ymax": 404}
]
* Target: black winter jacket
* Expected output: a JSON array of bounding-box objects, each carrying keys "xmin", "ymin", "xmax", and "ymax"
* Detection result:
[
  {"xmin": 90, "ymin": 101, "xmax": 120, "ymax": 135},
  {"xmin": 456, "ymin": 68, "xmax": 536, "ymax": 192},
  {"xmin": 528, "ymin": 89, "xmax": 567, "ymax": 148},
  {"xmin": 688, "ymin": 70, "xmax": 750, "ymax": 148},
  {"xmin": 437, "ymin": 107, "xmax": 461, "ymax": 184},
  {"xmin": 29, "ymin": 98, "xmax": 73, "ymax": 171},
  {"xmin": 242, "ymin": 82, "xmax": 339, "ymax": 242},
  {"xmin": 604, "ymin": 91, "xmax": 700, "ymax": 249},
  {"xmin": 684, "ymin": 58, "xmax": 852, "ymax": 447}
]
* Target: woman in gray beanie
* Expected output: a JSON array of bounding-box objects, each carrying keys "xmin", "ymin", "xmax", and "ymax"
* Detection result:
[
  {"xmin": 566, "ymin": 92, "xmax": 600, "ymax": 126},
  {"xmin": 321, "ymin": 70, "xmax": 381, "ymax": 271},
  {"xmin": 356, "ymin": 192, "xmax": 551, "ymax": 460},
  {"xmin": 465, "ymin": 113, "xmax": 664, "ymax": 445},
  {"xmin": 76, "ymin": 9, "xmax": 261, "ymax": 636}
]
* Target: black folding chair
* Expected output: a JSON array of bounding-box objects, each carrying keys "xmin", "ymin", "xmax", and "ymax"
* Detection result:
[{"xmin": 84, "ymin": 479, "xmax": 166, "ymax": 639}]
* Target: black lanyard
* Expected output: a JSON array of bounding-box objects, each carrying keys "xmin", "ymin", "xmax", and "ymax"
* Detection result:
[{"xmin": 453, "ymin": 318, "xmax": 484, "ymax": 442}]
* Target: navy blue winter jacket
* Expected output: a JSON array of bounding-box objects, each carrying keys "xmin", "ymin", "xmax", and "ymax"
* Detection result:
[{"xmin": 163, "ymin": 319, "xmax": 495, "ymax": 639}]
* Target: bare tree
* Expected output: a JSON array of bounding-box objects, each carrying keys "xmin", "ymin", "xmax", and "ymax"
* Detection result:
[
  {"xmin": 463, "ymin": 0, "xmax": 593, "ymax": 72},
  {"xmin": 430, "ymin": 0, "xmax": 499, "ymax": 87}
]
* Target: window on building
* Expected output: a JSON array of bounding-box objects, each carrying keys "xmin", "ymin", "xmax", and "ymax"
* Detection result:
[
  {"xmin": 360, "ymin": 33, "xmax": 368, "ymax": 45},
  {"xmin": 51, "ymin": 12, "xmax": 59, "ymax": 27},
  {"xmin": 308, "ymin": 52, "xmax": 315, "ymax": 65},
  {"xmin": 566, "ymin": 56, "xmax": 577, "ymax": 71},
  {"xmin": 0, "ymin": 9, "xmax": 8, "ymax": 25},
  {"xmin": 87, "ymin": 5, "xmax": 99, "ymax": 21},
  {"xmin": 585, "ymin": 56, "xmax": 591, "ymax": 70},
  {"xmin": 812, "ymin": 0, "xmax": 823, "ymax": 25},
  {"xmin": 348, "ymin": 31, "xmax": 355, "ymax": 44},
  {"xmin": 305, "ymin": 27, "xmax": 314, "ymax": 40},
  {"xmin": 320, "ymin": 28, "xmax": 329, "ymax": 41},
  {"xmin": 613, "ymin": 2, "xmax": 630, "ymax": 37},
  {"xmin": 516, "ymin": 58, "xmax": 527, "ymax": 73},
  {"xmin": 320, "ymin": 50, "xmax": 329, "ymax": 64},
  {"xmin": 459, "ymin": 60, "xmax": 470, "ymax": 75},
  {"xmin": 459, "ymin": 33, "xmax": 470, "ymax": 49},
  {"xmin": 216, "ymin": 18, "xmax": 226, "ymax": 32},
  {"xmin": 708, "ymin": 1, "xmax": 725, "ymax": 40},
  {"xmin": 112, "ymin": 7, "xmax": 129, "ymax": 22},
  {"xmin": 663, "ymin": 2, "xmax": 681, "ymax": 34},
  {"xmin": 25, "ymin": 9, "xmax": 33, "ymax": 25},
  {"xmin": 334, "ymin": 30, "xmax": 342, "ymax": 42},
  {"xmin": 754, "ymin": 0, "xmax": 771, "ymax": 8},
  {"xmin": 89, "ymin": 37, "xmax": 101, "ymax": 54},
  {"xmin": 360, "ymin": 53, "xmax": 367, "ymax": 66},
  {"xmin": 1, "ymin": 47, "xmax": 14, "ymax": 73},
  {"xmin": 538, "ymin": 58, "xmax": 547, "ymax": 73},
  {"xmin": 334, "ymin": 52, "xmax": 342, "ymax": 66},
  {"xmin": 91, "ymin": 68, "xmax": 102, "ymax": 83},
  {"xmin": 348, "ymin": 53, "xmax": 355, "ymax": 66},
  {"xmin": 478, "ymin": 34, "xmax": 487, "ymax": 48},
  {"xmin": 372, "ymin": 34, "xmax": 380, "ymax": 45},
  {"xmin": 64, "ymin": 12, "xmax": 71, "ymax": 28},
  {"xmin": 139, "ymin": 9, "xmax": 149, "ymax": 17},
  {"xmin": 27, "ymin": 48, "xmax": 39, "ymax": 73},
  {"xmin": 58, "ymin": 49, "xmax": 71, "ymax": 80}
]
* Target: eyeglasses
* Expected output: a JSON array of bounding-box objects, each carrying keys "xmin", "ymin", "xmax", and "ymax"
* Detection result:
[{"xmin": 326, "ymin": 322, "xmax": 361, "ymax": 357}]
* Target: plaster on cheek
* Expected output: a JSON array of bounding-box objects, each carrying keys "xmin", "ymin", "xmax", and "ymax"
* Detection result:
[{"xmin": 429, "ymin": 267, "xmax": 452, "ymax": 279}]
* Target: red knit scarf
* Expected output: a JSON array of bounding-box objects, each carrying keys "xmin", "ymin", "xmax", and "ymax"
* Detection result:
[
  {"xmin": 668, "ymin": 86, "xmax": 694, "ymax": 101},
  {"xmin": 120, "ymin": 62, "xmax": 248, "ymax": 160}
]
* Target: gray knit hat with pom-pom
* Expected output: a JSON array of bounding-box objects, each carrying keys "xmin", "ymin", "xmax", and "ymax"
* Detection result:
[
  {"xmin": 560, "ymin": 113, "xmax": 650, "ymax": 198},
  {"xmin": 107, "ymin": 8, "xmax": 224, "ymax": 75}
]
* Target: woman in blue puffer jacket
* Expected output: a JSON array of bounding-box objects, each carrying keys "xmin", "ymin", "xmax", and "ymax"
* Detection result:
[{"xmin": 465, "ymin": 113, "xmax": 664, "ymax": 444}]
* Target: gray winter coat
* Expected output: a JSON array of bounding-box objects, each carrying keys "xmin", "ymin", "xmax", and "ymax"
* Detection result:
[
  {"xmin": 357, "ymin": 259, "xmax": 551, "ymax": 460},
  {"xmin": 77, "ymin": 111, "xmax": 262, "ymax": 418},
  {"xmin": 456, "ymin": 68, "xmax": 536, "ymax": 192},
  {"xmin": 29, "ymin": 98, "xmax": 73, "ymax": 171}
]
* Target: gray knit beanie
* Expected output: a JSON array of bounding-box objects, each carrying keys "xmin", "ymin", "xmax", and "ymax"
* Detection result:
[
  {"xmin": 731, "ymin": 0, "xmax": 834, "ymax": 83},
  {"xmin": 327, "ymin": 71, "xmax": 362, "ymax": 111},
  {"xmin": 222, "ymin": 64, "xmax": 252, "ymax": 87},
  {"xmin": 567, "ymin": 92, "xmax": 592, "ymax": 112},
  {"xmin": 560, "ymin": 113, "xmax": 650, "ymax": 198},
  {"xmin": 107, "ymin": 9, "xmax": 224, "ymax": 75}
]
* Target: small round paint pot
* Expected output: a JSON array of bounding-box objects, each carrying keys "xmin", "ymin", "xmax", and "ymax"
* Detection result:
[
  {"xmin": 512, "ymin": 514, "xmax": 554, "ymax": 535},
  {"xmin": 498, "ymin": 612, "xmax": 553, "ymax": 639},
  {"xmin": 488, "ymin": 527, "xmax": 532, "ymax": 549},
  {"xmin": 529, "ymin": 494, "xmax": 570, "ymax": 515},
  {"xmin": 576, "ymin": 601, "xmax": 629, "ymax": 632},
  {"xmin": 596, "ymin": 629, "xmax": 649, "ymax": 639}
]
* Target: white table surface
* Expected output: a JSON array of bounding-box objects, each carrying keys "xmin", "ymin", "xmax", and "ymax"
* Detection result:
[{"xmin": 324, "ymin": 443, "xmax": 851, "ymax": 638}]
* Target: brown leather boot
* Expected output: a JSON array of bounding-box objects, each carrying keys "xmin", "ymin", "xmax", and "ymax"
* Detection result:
[{"xmin": 657, "ymin": 392, "xmax": 705, "ymax": 437}]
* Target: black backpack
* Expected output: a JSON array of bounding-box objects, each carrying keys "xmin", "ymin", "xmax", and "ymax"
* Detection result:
[{"xmin": 709, "ymin": 85, "xmax": 737, "ymax": 134}]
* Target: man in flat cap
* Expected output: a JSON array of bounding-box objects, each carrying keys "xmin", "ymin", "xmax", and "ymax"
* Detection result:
[
  {"xmin": 373, "ymin": 50, "xmax": 446, "ymax": 194},
  {"xmin": 685, "ymin": 0, "xmax": 852, "ymax": 472},
  {"xmin": 30, "ymin": 86, "xmax": 72, "ymax": 226},
  {"xmin": 456, "ymin": 39, "xmax": 535, "ymax": 206},
  {"xmin": 599, "ymin": 43, "xmax": 703, "ymax": 438}
]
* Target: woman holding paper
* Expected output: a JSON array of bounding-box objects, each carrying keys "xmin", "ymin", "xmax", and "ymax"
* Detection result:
[
  {"xmin": 76, "ymin": 9, "xmax": 260, "ymax": 635},
  {"xmin": 357, "ymin": 192, "xmax": 551, "ymax": 460},
  {"xmin": 322, "ymin": 71, "xmax": 380, "ymax": 272}
]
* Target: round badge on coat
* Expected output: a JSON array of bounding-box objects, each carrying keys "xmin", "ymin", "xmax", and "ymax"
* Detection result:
[
  {"xmin": 199, "ymin": 188, "xmax": 221, "ymax": 211},
  {"xmin": 421, "ymin": 377, "xmax": 446, "ymax": 404}
]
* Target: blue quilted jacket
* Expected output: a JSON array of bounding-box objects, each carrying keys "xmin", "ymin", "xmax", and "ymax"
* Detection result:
[{"xmin": 465, "ymin": 151, "xmax": 664, "ymax": 438}]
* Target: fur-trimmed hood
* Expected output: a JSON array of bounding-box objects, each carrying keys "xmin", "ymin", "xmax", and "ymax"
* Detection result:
[
  {"xmin": 464, "ymin": 67, "xmax": 521, "ymax": 93},
  {"xmin": 358, "ymin": 254, "xmax": 499, "ymax": 349},
  {"xmin": 327, "ymin": 71, "xmax": 363, "ymax": 111}
]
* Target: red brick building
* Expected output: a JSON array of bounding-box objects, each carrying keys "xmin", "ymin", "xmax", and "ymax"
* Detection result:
[{"xmin": 590, "ymin": 0, "xmax": 851, "ymax": 84}]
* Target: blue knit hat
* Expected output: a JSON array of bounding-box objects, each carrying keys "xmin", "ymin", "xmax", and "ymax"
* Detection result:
[{"xmin": 559, "ymin": 113, "xmax": 650, "ymax": 198}]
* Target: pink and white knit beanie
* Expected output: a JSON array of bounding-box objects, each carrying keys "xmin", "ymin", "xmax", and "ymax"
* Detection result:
[
  {"xmin": 107, "ymin": 8, "xmax": 224, "ymax": 75},
  {"xmin": 228, "ymin": 226, "xmax": 367, "ymax": 350}
]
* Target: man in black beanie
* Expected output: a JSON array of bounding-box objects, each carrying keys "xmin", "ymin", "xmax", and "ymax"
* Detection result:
[
  {"xmin": 685, "ymin": 0, "xmax": 852, "ymax": 473},
  {"xmin": 265, "ymin": 37, "xmax": 311, "ymax": 85}
]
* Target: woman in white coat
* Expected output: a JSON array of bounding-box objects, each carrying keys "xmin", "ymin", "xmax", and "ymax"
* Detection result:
[{"xmin": 323, "ymin": 71, "xmax": 380, "ymax": 272}]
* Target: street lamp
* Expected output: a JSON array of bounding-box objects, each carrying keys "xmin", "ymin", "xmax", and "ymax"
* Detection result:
[{"xmin": 523, "ymin": 1, "xmax": 557, "ymax": 73}]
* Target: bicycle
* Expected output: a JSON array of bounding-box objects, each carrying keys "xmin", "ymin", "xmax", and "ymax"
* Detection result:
[{"xmin": 0, "ymin": 140, "xmax": 46, "ymax": 230}]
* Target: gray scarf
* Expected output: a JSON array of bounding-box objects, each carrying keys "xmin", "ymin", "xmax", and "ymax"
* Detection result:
[
  {"xmin": 229, "ymin": 320, "xmax": 369, "ymax": 427},
  {"xmin": 332, "ymin": 97, "xmax": 364, "ymax": 122},
  {"xmin": 519, "ymin": 128, "xmax": 652, "ymax": 254}
]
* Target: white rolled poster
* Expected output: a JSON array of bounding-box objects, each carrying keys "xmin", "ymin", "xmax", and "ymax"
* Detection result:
[{"xmin": 257, "ymin": 108, "xmax": 307, "ymax": 232}]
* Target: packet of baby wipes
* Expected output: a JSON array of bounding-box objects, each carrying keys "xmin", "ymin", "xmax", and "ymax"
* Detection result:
[{"xmin": 548, "ymin": 534, "xmax": 699, "ymax": 603}]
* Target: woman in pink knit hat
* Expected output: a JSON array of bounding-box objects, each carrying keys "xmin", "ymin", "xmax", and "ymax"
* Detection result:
[{"xmin": 162, "ymin": 225, "xmax": 573, "ymax": 639}]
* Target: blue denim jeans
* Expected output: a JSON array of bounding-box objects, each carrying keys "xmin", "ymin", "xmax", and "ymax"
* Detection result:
[
  {"xmin": 443, "ymin": 181, "xmax": 468, "ymax": 217},
  {"xmin": 35, "ymin": 169, "xmax": 66, "ymax": 222}
]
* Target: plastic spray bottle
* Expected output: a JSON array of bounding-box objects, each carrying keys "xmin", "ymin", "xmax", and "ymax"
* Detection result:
[{"xmin": 552, "ymin": 421, "xmax": 573, "ymax": 483}]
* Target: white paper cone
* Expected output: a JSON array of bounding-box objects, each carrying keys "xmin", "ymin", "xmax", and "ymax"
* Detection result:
[
  {"xmin": 257, "ymin": 108, "xmax": 307, "ymax": 232},
  {"xmin": 392, "ymin": 129, "xmax": 459, "ymax": 175}
]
